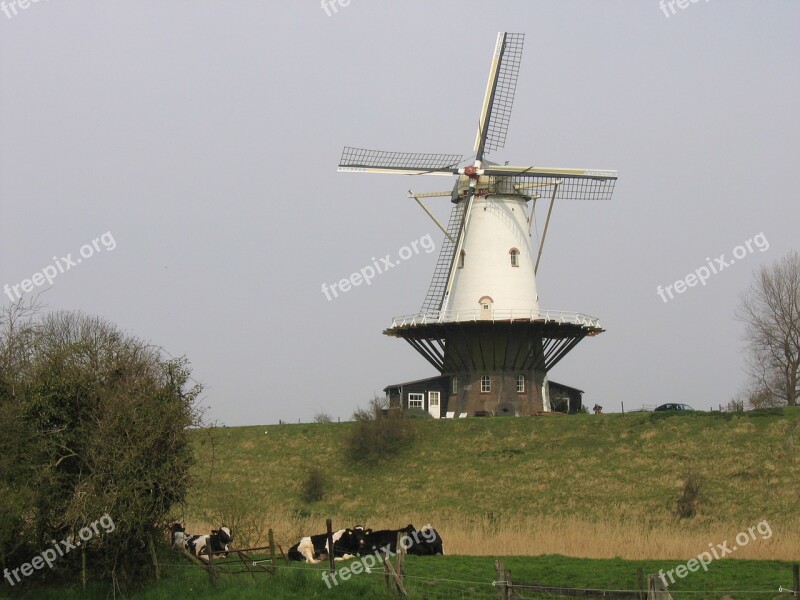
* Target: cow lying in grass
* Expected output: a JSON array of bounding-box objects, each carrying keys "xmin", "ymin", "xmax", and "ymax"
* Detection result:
[
  {"xmin": 186, "ymin": 527, "xmax": 233, "ymax": 562},
  {"xmin": 168, "ymin": 522, "xmax": 193, "ymax": 549},
  {"xmin": 288, "ymin": 527, "xmax": 362, "ymax": 563},
  {"xmin": 358, "ymin": 523, "xmax": 444, "ymax": 556},
  {"xmin": 169, "ymin": 523, "xmax": 233, "ymax": 562}
]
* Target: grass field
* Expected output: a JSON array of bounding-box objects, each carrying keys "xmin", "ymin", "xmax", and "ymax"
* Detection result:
[
  {"xmin": 4, "ymin": 408, "xmax": 799, "ymax": 599},
  {"xmin": 5, "ymin": 554, "xmax": 797, "ymax": 600},
  {"xmin": 185, "ymin": 408, "xmax": 800, "ymax": 561}
]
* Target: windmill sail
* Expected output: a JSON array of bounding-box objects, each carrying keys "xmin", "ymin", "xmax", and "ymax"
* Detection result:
[
  {"xmin": 474, "ymin": 33, "xmax": 524, "ymax": 161},
  {"xmin": 432, "ymin": 33, "xmax": 527, "ymax": 315},
  {"xmin": 486, "ymin": 168, "xmax": 618, "ymax": 201},
  {"xmin": 338, "ymin": 146, "xmax": 462, "ymax": 175},
  {"xmin": 419, "ymin": 201, "xmax": 466, "ymax": 315}
]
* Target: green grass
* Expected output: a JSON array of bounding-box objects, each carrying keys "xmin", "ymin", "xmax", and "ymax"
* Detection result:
[
  {"xmin": 3, "ymin": 554, "xmax": 795, "ymax": 599},
  {"xmin": 189, "ymin": 409, "xmax": 800, "ymax": 529}
]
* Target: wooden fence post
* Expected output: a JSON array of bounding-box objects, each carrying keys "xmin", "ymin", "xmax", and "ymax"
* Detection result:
[
  {"xmin": 647, "ymin": 573, "xmax": 673, "ymax": 600},
  {"xmin": 793, "ymin": 563, "xmax": 799, "ymax": 596},
  {"xmin": 637, "ymin": 566, "xmax": 644, "ymax": 599},
  {"xmin": 382, "ymin": 547, "xmax": 391, "ymax": 593},
  {"xmin": 495, "ymin": 559, "xmax": 508, "ymax": 600},
  {"xmin": 266, "ymin": 528, "xmax": 276, "ymax": 573},
  {"xmin": 206, "ymin": 545, "xmax": 218, "ymax": 585},
  {"xmin": 81, "ymin": 545, "xmax": 87, "ymax": 591},
  {"xmin": 325, "ymin": 519, "xmax": 335, "ymax": 577},
  {"xmin": 376, "ymin": 536, "xmax": 406, "ymax": 598},
  {"xmin": 147, "ymin": 531, "xmax": 160, "ymax": 581},
  {"xmin": 395, "ymin": 532, "xmax": 406, "ymax": 596}
]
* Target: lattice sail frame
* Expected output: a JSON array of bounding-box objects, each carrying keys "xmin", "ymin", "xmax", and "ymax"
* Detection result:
[
  {"xmin": 420, "ymin": 202, "xmax": 465, "ymax": 314},
  {"xmin": 338, "ymin": 147, "xmax": 463, "ymax": 175},
  {"xmin": 474, "ymin": 32, "xmax": 524, "ymax": 159},
  {"xmin": 477, "ymin": 174, "xmax": 616, "ymax": 202}
]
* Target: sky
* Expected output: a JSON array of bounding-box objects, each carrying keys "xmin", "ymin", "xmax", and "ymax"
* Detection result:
[{"xmin": 1, "ymin": 1, "xmax": 798, "ymax": 426}]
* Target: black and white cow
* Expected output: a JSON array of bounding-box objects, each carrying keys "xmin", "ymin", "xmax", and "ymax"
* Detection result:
[
  {"xmin": 288, "ymin": 528, "xmax": 360, "ymax": 563},
  {"xmin": 359, "ymin": 523, "xmax": 444, "ymax": 556},
  {"xmin": 168, "ymin": 522, "xmax": 193, "ymax": 550},
  {"xmin": 185, "ymin": 526, "xmax": 233, "ymax": 562}
]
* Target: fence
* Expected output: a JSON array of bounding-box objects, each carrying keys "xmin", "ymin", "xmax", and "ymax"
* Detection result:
[
  {"xmin": 179, "ymin": 527, "xmax": 286, "ymax": 583},
  {"xmin": 491, "ymin": 561, "xmax": 799, "ymax": 600}
]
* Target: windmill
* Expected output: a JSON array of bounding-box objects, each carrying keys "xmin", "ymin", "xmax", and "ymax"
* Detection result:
[{"xmin": 338, "ymin": 33, "xmax": 618, "ymax": 416}]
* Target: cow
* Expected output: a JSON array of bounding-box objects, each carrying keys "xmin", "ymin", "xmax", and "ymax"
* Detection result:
[
  {"xmin": 185, "ymin": 526, "xmax": 233, "ymax": 562},
  {"xmin": 406, "ymin": 524, "xmax": 444, "ymax": 556},
  {"xmin": 359, "ymin": 523, "xmax": 444, "ymax": 556},
  {"xmin": 168, "ymin": 522, "xmax": 193, "ymax": 550},
  {"xmin": 288, "ymin": 528, "xmax": 360, "ymax": 563}
]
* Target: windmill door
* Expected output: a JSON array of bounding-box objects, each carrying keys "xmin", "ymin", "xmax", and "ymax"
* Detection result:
[
  {"xmin": 428, "ymin": 391, "xmax": 440, "ymax": 418},
  {"xmin": 479, "ymin": 296, "xmax": 493, "ymax": 320}
]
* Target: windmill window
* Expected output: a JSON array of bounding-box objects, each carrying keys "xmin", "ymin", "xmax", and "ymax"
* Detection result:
[
  {"xmin": 481, "ymin": 375, "xmax": 491, "ymax": 393},
  {"xmin": 509, "ymin": 248, "xmax": 520, "ymax": 267},
  {"xmin": 517, "ymin": 375, "xmax": 525, "ymax": 393},
  {"xmin": 452, "ymin": 376, "xmax": 458, "ymax": 394},
  {"xmin": 458, "ymin": 250, "xmax": 465, "ymax": 269},
  {"xmin": 408, "ymin": 393, "xmax": 424, "ymax": 409}
]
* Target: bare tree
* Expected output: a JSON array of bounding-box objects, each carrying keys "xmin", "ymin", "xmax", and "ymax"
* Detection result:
[
  {"xmin": 313, "ymin": 412, "xmax": 333, "ymax": 424},
  {"xmin": 737, "ymin": 252, "xmax": 800, "ymax": 407}
]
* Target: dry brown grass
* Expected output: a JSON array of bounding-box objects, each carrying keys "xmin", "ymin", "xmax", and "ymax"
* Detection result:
[{"xmin": 185, "ymin": 510, "xmax": 799, "ymax": 561}]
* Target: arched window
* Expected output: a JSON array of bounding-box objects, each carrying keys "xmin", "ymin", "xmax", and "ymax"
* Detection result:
[
  {"xmin": 458, "ymin": 250, "xmax": 466, "ymax": 269},
  {"xmin": 517, "ymin": 375, "xmax": 525, "ymax": 393},
  {"xmin": 452, "ymin": 376, "xmax": 458, "ymax": 394},
  {"xmin": 481, "ymin": 375, "xmax": 491, "ymax": 393},
  {"xmin": 509, "ymin": 248, "xmax": 520, "ymax": 267}
]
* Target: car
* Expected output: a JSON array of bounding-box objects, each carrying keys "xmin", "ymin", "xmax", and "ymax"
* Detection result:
[{"xmin": 654, "ymin": 403, "xmax": 694, "ymax": 411}]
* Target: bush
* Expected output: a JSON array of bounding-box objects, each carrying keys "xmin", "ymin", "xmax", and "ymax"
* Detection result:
[
  {"xmin": 675, "ymin": 471, "xmax": 702, "ymax": 519},
  {"xmin": 0, "ymin": 304, "xmax": 201, "ymax": 588},
  {"xmin": 313, "ymin": 412, "xmax": 333, "ymax": 424},
  {"xmin": 347, "ymin": 396, "xmax": 414, "ymax": 465},
  {"xmin": 404, "ymin": 407, "xmax": 432, "ymax": 419},
  {"xmin": 301, "ymin": 467, "xmax": 327, "ymax": 503}
]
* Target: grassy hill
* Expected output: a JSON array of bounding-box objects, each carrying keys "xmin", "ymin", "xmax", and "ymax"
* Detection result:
[{"xmin": 184, "ymin": 408, "xmax": 800, "ymax": 560}]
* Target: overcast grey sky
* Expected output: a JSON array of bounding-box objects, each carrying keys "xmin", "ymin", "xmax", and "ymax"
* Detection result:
[{"xmin": 2, "ymin": 1, "xmax": 798, "ymax": 425}]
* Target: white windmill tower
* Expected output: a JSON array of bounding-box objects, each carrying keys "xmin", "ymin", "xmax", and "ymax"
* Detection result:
[{"xmin": 338, "ymin": 33, "xmax": 617, "ymax": 416}]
